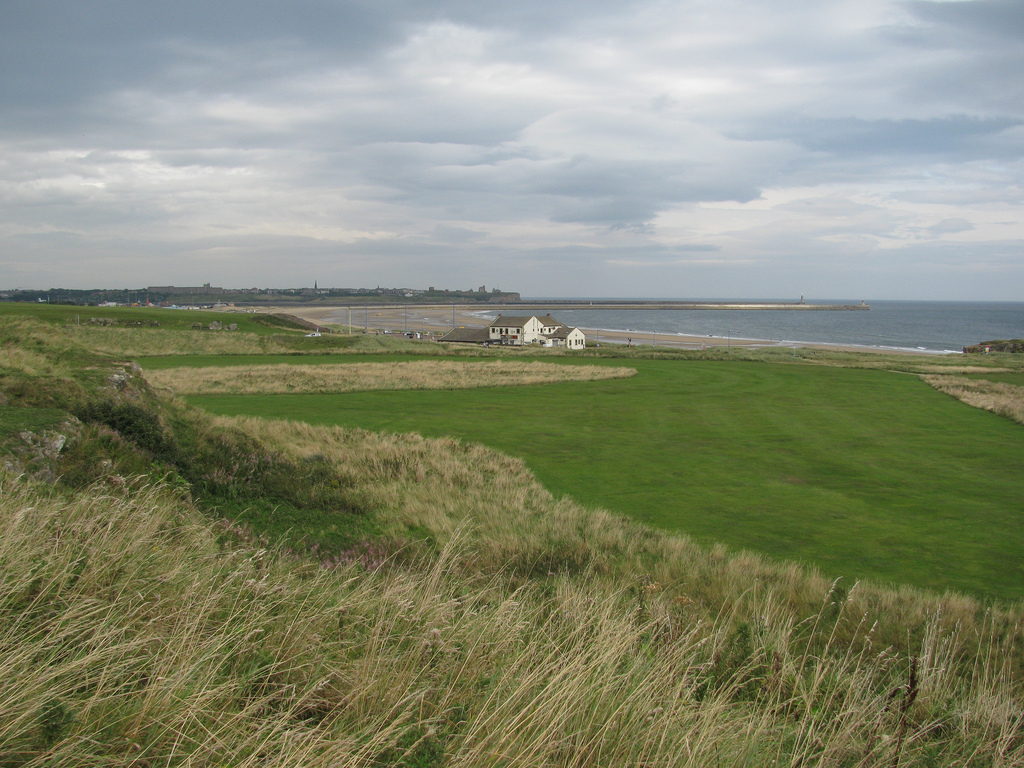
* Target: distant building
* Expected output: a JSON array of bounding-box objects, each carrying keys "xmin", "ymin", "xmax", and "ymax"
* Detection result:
[
  {"xmin": 488, "ymin": 315, "xmax": 561, "ymax": 345},
  {"xmin": 542, "ymin": 325, "xmax": 587, "ymax": 349},
  {"xmin": 148, "ymin": 283, "xmax": 224, "ymax": 296},
  {"xmin": 440, "ymin": 314, "xmax": 585, "ymax": 349}
]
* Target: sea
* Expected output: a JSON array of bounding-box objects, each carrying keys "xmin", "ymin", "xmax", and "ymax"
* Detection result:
[{"xmin": 476, "ymin": 300, "xmax": 1024, "ymax": 354}]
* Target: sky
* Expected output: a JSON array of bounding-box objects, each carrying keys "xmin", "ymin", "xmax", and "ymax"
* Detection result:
[{"xmin": 2, "ymin": 0, "xmax": 1022, "ymax": 300}]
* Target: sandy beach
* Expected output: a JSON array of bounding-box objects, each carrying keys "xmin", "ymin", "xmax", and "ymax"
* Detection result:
[
  {"xmin": 257, "ymin": 304, "xmax": 747, "ymax": 350},
  {"xmin": 251, "ymin": 304, "xmax": 925, "ymax": 354}
]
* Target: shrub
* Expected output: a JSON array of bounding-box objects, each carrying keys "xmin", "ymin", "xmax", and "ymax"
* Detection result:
[{"xmin": 74, "ymin": 399, "xmax": 177, "ymax": 461}]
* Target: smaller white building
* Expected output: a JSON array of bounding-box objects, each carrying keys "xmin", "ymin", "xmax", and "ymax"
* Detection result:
[{"xmin": 543, "ymin": 326, "xmax": 586, "ymax": 349}]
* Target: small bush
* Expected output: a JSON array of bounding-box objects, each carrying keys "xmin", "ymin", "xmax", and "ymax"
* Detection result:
[
  {"xmin": 37, "ymin": 698, "xmax": 75, "ymax": 748},
  {"xmin": 74, "ymin": 400, "xmax": 177, "ymax": 460}
]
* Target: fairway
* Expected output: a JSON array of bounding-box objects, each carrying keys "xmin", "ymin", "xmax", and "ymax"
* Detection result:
[
  {"xmin": 184, "ymin": 358, "xmax": 1024, "ymax": 598},
  {"xmin": 0, "ymin": 303, "xmax": 278, "ymax": 334}
]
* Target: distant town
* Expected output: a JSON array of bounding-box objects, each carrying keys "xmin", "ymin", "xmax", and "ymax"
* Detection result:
[{"xmin": 0, "ymin": 284, "xmax": 521, "ymax": 308}]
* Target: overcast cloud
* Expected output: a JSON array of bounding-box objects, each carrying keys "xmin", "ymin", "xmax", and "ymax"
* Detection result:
[{"xmin": 2, "ymin": 0, "xmax": 1022, "ymax": 299}]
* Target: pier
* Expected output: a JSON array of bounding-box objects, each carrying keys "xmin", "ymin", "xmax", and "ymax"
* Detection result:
[{"xmin": 482, "ymin": 300, "xmax": 869, "ymax": 311}]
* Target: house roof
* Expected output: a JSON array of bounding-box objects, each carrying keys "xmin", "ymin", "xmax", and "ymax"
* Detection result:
[
  {"xmin": 438, "ymin": 327, "xmax": 490, "ymax": 343},
  {"xmin": 489, "ymin": 314, "xmax": 561, "ymax": 327},
  {"xmin": 489, "ymin": 315, "xmax": 534, "ymax": 327},
  {"xmin": 545, "ymin": 326, "xmax": 581, "ymax": 339}
]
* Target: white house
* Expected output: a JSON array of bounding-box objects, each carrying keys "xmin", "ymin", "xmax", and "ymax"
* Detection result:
[
  {"xmin": 543, "ymin": 326, "xmax": 586, "ymax": 349},
  {"xmin": 488, "ymin": 315, "xmax": 554, "ymax": 344},
  {"xmin": 486, "ymin": 315, "xmax": 585, "ymax": 348}
]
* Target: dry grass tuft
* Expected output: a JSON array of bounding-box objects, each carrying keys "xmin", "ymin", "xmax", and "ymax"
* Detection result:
[
  {"xmin": 923, "ymin": 375, "xmax": 1024, "ymax": 425},
  {"xmin": 915, "ymin": 365, "xmax": 1014, "ymax": 375},
  {"xmin": 2, "ymin": 464, "xmax": 1023, "ymax": 767},
  {"xmin": 147, "ymin": 359, "xmax": 637, "ymax": 395},
  {"xmin": 0, "ymin": 346, "xmax": 59, "ymax": 377}
]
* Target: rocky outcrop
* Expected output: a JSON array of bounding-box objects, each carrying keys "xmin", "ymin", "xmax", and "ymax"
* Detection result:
[
  {"xmin": 4, "ymin": 420, "xmax": 81, "ymax": 482},
  {"xmin": 963, "ymin": 340, "xmax": 1024, "ymax": 354}
]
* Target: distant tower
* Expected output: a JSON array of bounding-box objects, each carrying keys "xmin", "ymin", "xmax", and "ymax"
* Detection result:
[
  {"xmin": 800, "ymin": 293, "xmax": 804, "ymax": 304},
  {"xmin": 314, "ymin": 280, "xmax": 318, "ymax": 290}
]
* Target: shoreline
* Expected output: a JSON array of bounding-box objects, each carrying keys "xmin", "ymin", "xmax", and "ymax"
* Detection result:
[
  {"xmin": 268, "ymin": 304, "xmax": 949, "ymax": 356},
  {"xmin": 453, "ymin": 300, "xmax": 870, "ymax": 311}
]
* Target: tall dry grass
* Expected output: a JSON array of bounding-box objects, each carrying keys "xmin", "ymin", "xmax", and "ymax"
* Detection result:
[
  {"xmin": 3, "ymin": 468, "xmax": 1023, "ymax": 767},
  {"xmin": 0, "ymin": 346, "xmax": 61, "ymax": 378},
  {"xmin": 916, "ymin": 365, "xmax": 1015, "ymax": 375},
  {"xmin": 923, "ymin": 375, "xmax": 1024, "ymax": 425},
  {"xmin": 147, "ymin": 359, "xmax": 637, "ymax": 395},
  {"xmin": 1, "ymin": 317, "xmax": 92, "ymax": 374}
]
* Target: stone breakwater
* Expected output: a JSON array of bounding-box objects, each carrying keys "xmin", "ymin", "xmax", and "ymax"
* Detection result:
[{"xmin": 486, "ymin": 301, "xmax": 870, "ymax": 311}]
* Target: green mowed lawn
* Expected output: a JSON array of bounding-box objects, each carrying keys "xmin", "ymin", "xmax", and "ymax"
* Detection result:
[
  {"xmin": 0, "ymin": 303, "xmax": 293, "ymax": 336},
  {"xmin": 186, "ymin": 358, "xmax": 1024, "ymax": 599}
]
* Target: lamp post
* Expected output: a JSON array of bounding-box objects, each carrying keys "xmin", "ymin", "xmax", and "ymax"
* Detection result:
[{"xmin": 728, "ymin": 330, "xmax": 732, "ymax": 354}]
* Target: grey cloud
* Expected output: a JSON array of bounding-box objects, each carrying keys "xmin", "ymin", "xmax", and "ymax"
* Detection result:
[
  {"xmin": 151, "ymin": 150, "xmax": 264, "ymax": 169},
  {"xmin": 906, "ymin": 0, "xmax": 1024, "ymax": 41},
  {"xmin": 336, "ymin": 103, "xmax": 791, "ymax": 227},
  {"xmin": 673, "ymin": 244, "xmax": 721, "ymax": 253},
  {"xmin": 352, "ymin": 149, "xmax": 766, "ymax": 228},
  {"xmin": 872, "ymin": 2, "xmax": 1024, "ymax": 116},
  {"xmin": 428, "ymin": 224, "xmax": 485, "ymax": 242},
  {"xmin": 0, "ymin": 0, "xmax": 621, "ymax": 126},
  {"xmin": 3, "ymin": 0, "xmax": 1023, "ymax": 299},
  {"xmin": 925, "ymin": 218, "xmax": 974, "ymax": 237},
  {"xmin": 736, "ymin": 116, "xmax": 1022, "ymax": 161}
]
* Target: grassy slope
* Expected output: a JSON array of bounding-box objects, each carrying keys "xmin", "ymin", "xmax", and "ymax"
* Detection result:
[
  {"xmin": 0, "ymin": 308, "xmax": 385, "ymax": 552},
  {"xmin": 0, "ymin": 302, "xmax": 279, "ymax": 333},
  {"xmin": 4, "ymin": 308, "xmax": 1024, "ymax": 766},
  {"xmin": 186, "ymin": 358, "xmax": 1024, "ymax": 599},
  {"xmin": 5, "ymin": 473, "xmax": 1021, "ymax": 767}
]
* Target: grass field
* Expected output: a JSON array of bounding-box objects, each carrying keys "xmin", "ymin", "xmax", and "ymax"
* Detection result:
[
  {"xmin": 0, "ymin": 302, "xmax": 281, "ymax": 334},
  {"xmin": 0, "ymin": 303, "xmax": 375, "ymax": 361},
  {"xmin": 6, "ymin": 307, "xmax": 1024, "ymax": 765},
  {"xmin": 182, "ymin": 356, "xmax": 1024, "ymax": 599}
]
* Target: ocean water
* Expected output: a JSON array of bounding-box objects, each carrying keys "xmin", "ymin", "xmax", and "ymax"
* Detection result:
[{"xmin": 491, "ymin": 301, "xmax": 1024, "ymax": 354}]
